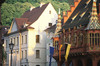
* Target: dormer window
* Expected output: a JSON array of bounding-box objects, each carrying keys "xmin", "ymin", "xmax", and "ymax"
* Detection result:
[
  {"xmin": 71, "ymin": 12, "xmax": 79, "ymax": 23},
  {"xmin": 49, "ymin": 23, "xmax": 52, "ymax": 27},
  {"xmin": 85, "ymin": 0, "xmax": 91, "ymax": 8}
]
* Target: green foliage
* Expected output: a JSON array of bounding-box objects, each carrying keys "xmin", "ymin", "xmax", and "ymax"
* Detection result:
[
  {"xmin": 1, "ymin": 2, "xmax": 32, "ymax": 26},
  {"xmin": 2, "ymin": 0, "xmax": 70, "ymax": 26}
]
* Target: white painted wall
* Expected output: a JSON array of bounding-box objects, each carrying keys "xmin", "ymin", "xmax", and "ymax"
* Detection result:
[
  {"xmin": 30, "ymin": 3, "xmax": 58, "ymax": 31},
  {"xmin": 45, "ymin": 31, "xmax": 57, "ymax": 66},
  {"xmin": 4, "ymin": 3, "xmax": 58, "ymax": 66}
]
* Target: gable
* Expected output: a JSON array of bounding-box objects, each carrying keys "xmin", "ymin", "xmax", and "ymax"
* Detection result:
[
  {"xmin": 21, "ymin": 3, "xmax": 49, "ymax": 23},
  {"xmin": 11, "ymin": 20, "xmax": 18, "ymax": 33},
  {"xmin": 30, "ymin": 3, "xmax": 58, "ymax": 31}
]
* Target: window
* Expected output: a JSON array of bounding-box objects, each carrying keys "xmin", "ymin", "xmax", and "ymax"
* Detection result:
[
  {"xmin": 36, "ymin": 65, "xmax": 40, "ymax": 66},
  {"xmin": 25, "ymin": 35, "xmax": 27, "ymax": 44},
  {"xmin": 36, "ymin": 35, "xmax": 40, "ymax": 43},
  {"xmin": 90, "ymin": 33, "xmax": 100, "ymax": 46},
  {"xmin": 22, "ymin": 51, "xmax": 23, "ymax": 59},
  {"xmin": 14, "ymin": 38, "xmax": 15, "ymax": 45},
  {"xmin": 11, "ymin": 38, "xmax": 12, "ymax": 43},
  {"xmin": 17, "ymin": 37, "xmax": 19, "ymax": 46},
  {"xmin": 22, "ymin": 36, "xmax": 23, "ymax": 44},
  {"xmin": 49, "ymin": 10, "xmax": 51, "ymax": 14},
  {"xmin": 49, "ymin": 23, "xmax": 52, "ymax": 27},
  {"xmin": 36, "ymin": 50, "xmax": 40, "ymax": 58},
  {"xmin": 25, "ymin": 50, "xmax": 27, "ymax": 59}
]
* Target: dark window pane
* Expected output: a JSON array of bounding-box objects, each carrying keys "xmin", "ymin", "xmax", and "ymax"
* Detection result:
[
  {"xmin": 49, "ymin": 23, "xmax": 52, "ymax": 27},
  {"xmin": 95, "ymin": 33, "xmax": 97, "ymax": 45},
  {"xmin": 25, "ymin": 35, "xmax": 27, "ymax": 43},
  {"xmin": 36, "ymin": 50, "xmax": 40, "ymax": 58},
  {"xmin": 22, "ymin": 36, "xmax": 23, "ymax": 44},
  {"xmin": 36, "ymin": 65, "xmax": 40, "ymax": 66},
  {"xmin": 36, "ymin": 35, "xmax": 40, "ymax": 43}
]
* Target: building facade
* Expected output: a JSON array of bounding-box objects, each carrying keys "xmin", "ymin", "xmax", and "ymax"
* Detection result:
[
  {"xmin": 4, "ymin": 3, "xmax": 58, "ymax": 66},
  {"xmin": 53, "ymin": 0, "xmax": 100, "ymax": 66},
  {"xmin": 45, "ymin": 24, "xmax": 57, "ymax": 66}
]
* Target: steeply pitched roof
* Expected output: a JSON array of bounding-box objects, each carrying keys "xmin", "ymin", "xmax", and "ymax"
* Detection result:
[
  {"xmin": 21, "ymin": 3, "xmax": 49, "ymax": 23},
  {"xmin": 86, "ymin": 0, "xmax": 100, "ymax": 30},
  {"xmin": 15, "ymin": 18, "xmax": 32, "ymax": 30},
  {"xmin": 45, "ymin": 24, "xmax": 56, "ymax": 33},
  {"xmin": 14, "ymin": 3, "xmax": 49, "ymax": 30},
  {"xmin": 62, "ymin": 0, "xmax": 100, "ymax": 30}
]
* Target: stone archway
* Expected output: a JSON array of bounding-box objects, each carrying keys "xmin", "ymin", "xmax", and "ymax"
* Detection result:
[
  {"xmin": 97, "ymin": 60, "xmax": 100, "ymax": 66},
  {"xmin": 77, "ymin": 59, "xmax": 83, "ymax": 66},
  {"xmin": 87, "ymin": 59, "xmax": 92, "ymax": 66}
]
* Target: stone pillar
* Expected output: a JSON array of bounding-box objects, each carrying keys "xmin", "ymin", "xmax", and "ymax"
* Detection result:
[
  {"xmin": 65, "ymin": 61, "xmax": 69, "ymax": 66},
  {"xmin": 82, "ymin": 59, "xmax": 87, "ymax": 66},
  {"xmin": 92, "ymin": 59, "xmax": 98, "ymax": 66},
  {"xmin": 72, "ymin": 59, "xmax": 77, "ymax": 66},
  {"xmin": 57, "ymin": 61, "xmax": 62, "ymax": 66}
]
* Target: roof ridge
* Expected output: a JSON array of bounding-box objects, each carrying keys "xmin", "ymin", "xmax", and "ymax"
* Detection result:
[
  {"xmin": 21, "ymin": 3, "xmax": 49, "ymax": 23},
  {"xmin": 63, "ymin": 0, "xmax": 81, "ymax": 24}
]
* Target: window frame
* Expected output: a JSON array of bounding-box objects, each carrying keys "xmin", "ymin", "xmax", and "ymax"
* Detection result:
[
  {"xmin": 49, "ymin": 23, "xmax": 52, "ymax": 27},
  {"xmin": 22, "ymin": 51, "xmax": 23, "ymax": 59},
  {"xmin": 36, "ymin": 35, "xmax": 40, "ymax": 43},
  {"xmin": 25, "ymin": 35, "xmax": 27, "ymax": 44},
  {"xmin": 25, "ymin": 50, "xmax": 27, "ymax": 59},
  {"xmin": 36, "ymin": 50, "xmax": 40, "ymax": 58},
  {"xmin": 17, "ymin": 37, "xmax": 19, "ymax": 46},
  {"xmin": 22, "ymin": 36, "xmax": 23, "ymax": 44}
]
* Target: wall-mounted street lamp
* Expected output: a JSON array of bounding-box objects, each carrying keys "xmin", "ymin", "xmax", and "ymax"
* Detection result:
[{"xmin": 9, "ymin": 41, "xmax": 14, "ymax": 66}]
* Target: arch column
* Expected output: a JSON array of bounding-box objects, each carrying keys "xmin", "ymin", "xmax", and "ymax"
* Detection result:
[
  {"xmin": 92, "ymin": 59, "xmax": 98, "ymax": 66},
  {"xmin": 65, "ymin": 61, "xmax": 69, "ymax": 66},
  {"xmin": 72, "ymin": 59, "xmax": 77, "ymax": 66},
  {"xmin": 57, "ymin": 61, "xmax": 63, "ymax": 66},
  {"xmin": 82, "ymin": 59, "xmax": 87, "ymax": 66}
]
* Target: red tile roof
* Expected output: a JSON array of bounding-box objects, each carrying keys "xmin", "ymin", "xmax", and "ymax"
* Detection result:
[{"xmin": 15, "ymin": 18, "xmax": 29, "ymax": 30}]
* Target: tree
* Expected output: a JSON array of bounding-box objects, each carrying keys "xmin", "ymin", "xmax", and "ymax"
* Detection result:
[
  {"xmin": 1, "ymin": 2, "xmax": 32, "ymax": 26},
  {"xmin": 2, "ymin": 0, "xmax": 70, "ymax": 26}
]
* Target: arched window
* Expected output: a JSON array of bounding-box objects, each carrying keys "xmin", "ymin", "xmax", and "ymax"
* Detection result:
[{"xmin": 89, "ymin": 33, "xmax": 100, "ymax": 46}]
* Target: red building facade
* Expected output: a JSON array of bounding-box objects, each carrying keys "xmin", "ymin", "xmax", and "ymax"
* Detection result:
[{"xmin": 53, "ymin": 0, "xmax": 100, "ymax": 66}]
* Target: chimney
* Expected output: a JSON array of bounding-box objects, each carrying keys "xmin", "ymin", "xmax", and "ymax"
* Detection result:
[
  {"xmin": 30, "ymin": 6, "xmax": 35, "ymax": 11},
  {"xmin": 99, "ymin": 3, "xmax": 100, "ymax": 14},
  {"xmin": 40, "ymin": 2, "xmax": 45, "ymax": 7},
  {"xmin": 63, "ymin": 11, "xmax": 66, "ymax": 16}
]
